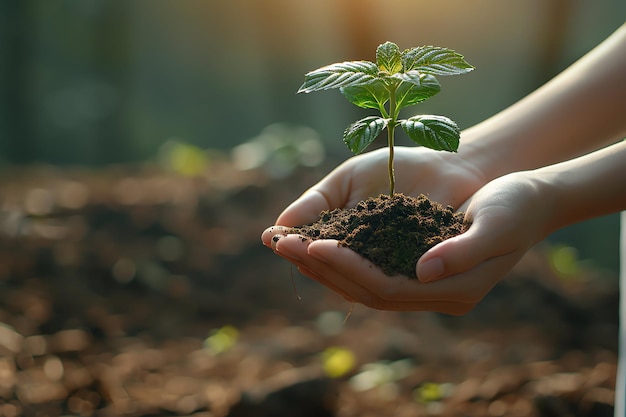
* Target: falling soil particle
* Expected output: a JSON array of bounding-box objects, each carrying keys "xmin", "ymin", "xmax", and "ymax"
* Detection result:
[{"xmin": 288, "ymin": 193, "xmax": 470, "ymax": 279}]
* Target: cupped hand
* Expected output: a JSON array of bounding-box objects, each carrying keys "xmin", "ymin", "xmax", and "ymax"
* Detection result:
[
  {"xmin": 262, "ymin": 170, "xmax": 556, "ymax": 315},
  {"xmin": 261, "ymin": 145, "xmax": 487, "ymax": 314},
  {"xmin": 416, "ymin": 171, "xmax": 556, "ymax": 284}
]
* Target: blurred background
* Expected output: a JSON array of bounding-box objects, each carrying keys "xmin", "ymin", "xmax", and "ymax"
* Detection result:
[
  {"xmin": 1, "ymin": 0, "xmax": 624, "ymax": 270},
  {"xmin": 1, "ymin": 0, "xmax": 624, "ymax": 164},
  {"xmin": 0, "ymin": 1, "xmax": 624, "ymax": 416}
]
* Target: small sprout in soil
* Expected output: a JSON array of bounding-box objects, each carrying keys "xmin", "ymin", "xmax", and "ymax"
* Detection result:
[
  {"xmin": 288, "ymin": 43, "xmax": 474, "ymax": 278},
  {"xmin": 298, "ymin": 41, "xmax": 474, "ymax": 195}
]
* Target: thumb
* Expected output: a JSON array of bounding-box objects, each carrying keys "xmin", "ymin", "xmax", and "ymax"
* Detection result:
[
  {"xmin": 416, "ymin": 209, "xmax": 518, "ymax": 282},
  {"xmin": 275, "ymin": 189, "xmax": 332, "ymax": 227}
]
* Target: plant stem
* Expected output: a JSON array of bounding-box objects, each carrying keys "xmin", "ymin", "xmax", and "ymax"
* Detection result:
[
  {"xmin": 387, "ymin": 125, "xmax": 395, "ymax": 196},
  {"xmin": 387, "ymin": 85, "xmax": 398, "ymax": 196}
]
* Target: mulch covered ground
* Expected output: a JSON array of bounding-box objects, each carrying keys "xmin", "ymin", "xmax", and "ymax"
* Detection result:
[{"xmin": 0, "ymin": 160, "xmax": 619, "ymax": 417}]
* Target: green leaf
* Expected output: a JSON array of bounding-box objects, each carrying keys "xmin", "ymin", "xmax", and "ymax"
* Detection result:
[
  {"xmin": 390, "ymin": 70, "xmax": 426, "ymax": 85},
  {"xmin": 394, "ymin": 73, "xmax": 441, "ymax": 111},
  {"xmin": 343, "ymin": 116, "xmax": 389, "ymax": 154},
  {"xmin": 340, "ymin": 80, "xmax": 389, "ymax": 110},
  {"xmin": 400, "ymin": 115, "xmax": 460, "ymax": 151},
  {"xmin": 402, "ymin": 46, "xmax": 474, "ymax": 76},
  {"xmin": 298, "ymin": 61, "xmax": 379, "ymax": 93},
  {"xmin": 376, "ymin": 41, "xmax": 403, "ymax": 74}
]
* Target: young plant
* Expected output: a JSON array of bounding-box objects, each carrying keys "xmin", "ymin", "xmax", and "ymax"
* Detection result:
[{"xmin": 298, "ymin": 42, "xmax": 474, "ymax": 195}]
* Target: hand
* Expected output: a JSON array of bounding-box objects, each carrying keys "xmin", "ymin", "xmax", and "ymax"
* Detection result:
[
  {"xmin": 262, "ymin": 171, "xmax": 554, "ymax": 315},
  {"xmin": 261, "ymin": 145, "xmax": 487, "ymax": 314}
]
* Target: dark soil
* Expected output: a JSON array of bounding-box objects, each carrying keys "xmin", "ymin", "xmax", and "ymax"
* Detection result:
[{"xmin": 289, "ymin": 193, "xmax": 470, "ymax": 278}]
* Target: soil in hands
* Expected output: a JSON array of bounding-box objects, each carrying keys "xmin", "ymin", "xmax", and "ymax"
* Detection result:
[{"xmin": 289, "ymin": 193, "xmax": 470, "ymax": 279}]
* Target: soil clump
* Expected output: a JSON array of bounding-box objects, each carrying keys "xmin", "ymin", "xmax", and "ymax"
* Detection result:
[{"xmin": 289, "ymin": 193, "xmax": 470, "ymax": 278}]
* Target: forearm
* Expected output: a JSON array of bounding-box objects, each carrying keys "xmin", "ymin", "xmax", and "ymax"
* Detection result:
[
  {"xmin": 459, "ymin": 23, "xmax": 626, "ymax": 183},
  {"xmin": 536, "ymin": 140, "xmax": 626, "ymax": 235}
]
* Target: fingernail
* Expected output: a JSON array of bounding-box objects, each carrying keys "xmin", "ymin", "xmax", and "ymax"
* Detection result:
[
  {"xmin": 418, "ymin": 258, "xmax": 444, "ymax": 282},
  {"xmin": 271, "ymin": 234, "xmax": 282, "ymax": 250},
  {"xmin": 272, "ymin": 236, "xmax": 306, "ymax": 262}
]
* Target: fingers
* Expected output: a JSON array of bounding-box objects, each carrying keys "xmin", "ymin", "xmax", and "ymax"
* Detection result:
[
  {"xmin": 262, "ymin": 231, "xmax": 515, "ymax": 315},
  {"xmin": 308, "ymin": 238, "xmax": 519, "ymax": 314},
  {"xmin": 275, "ymin": 189, "xmax": 334, "ymax": 227},
  {"xmin": 261, "ymin": 225, "xmax": 291, "ymax": 248},
  {"xmin": 275, "ymin": 235, "xmax": 367, "ymax": 298},
  {"xmin": 416, "ymin": 207, "xmax": 518, "ymax": 283},
  {"xmin": 308, "ymin": 240, "xmax": 488, "ymax": 304},
  {"xmin": 269, "ymin": 234, "xmax": 433, "ymax": 309}
]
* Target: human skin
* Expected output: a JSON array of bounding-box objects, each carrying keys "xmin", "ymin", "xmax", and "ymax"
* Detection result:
[{"xmin": 261, "ymin": 23, "xmax": 626, "ymax": 314}]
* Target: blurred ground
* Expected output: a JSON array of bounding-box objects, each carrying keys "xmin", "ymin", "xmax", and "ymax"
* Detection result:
[{"xmin": 0, "ymin": 159, "xmax": 619, "ymax": 417}]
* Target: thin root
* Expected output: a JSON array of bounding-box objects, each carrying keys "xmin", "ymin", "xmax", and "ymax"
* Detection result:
[
  {"xmin": 290, "ymin": 265, "xmax": 302, "ymax": 301},
  {"xmin": 344, "ymin": 301, "xmax": 355, "ymax": 323}
]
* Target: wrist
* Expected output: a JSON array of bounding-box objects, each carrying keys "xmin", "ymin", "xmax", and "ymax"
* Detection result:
[
  {"xmin": 526, "ymin": 140, "xmax": 626, "ymax": 235},
  {"xmin": 456, "ymin": 126, "xmax": 510, "ymax": 186},
  {"xmin": 523, "ymin": 170, "xmax": 566, "ymax": 240}
]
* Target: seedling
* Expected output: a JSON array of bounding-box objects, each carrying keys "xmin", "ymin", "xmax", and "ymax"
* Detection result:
[{"xmin": 298, "ymin": 42, "xmax": 474, "ymax": 195}]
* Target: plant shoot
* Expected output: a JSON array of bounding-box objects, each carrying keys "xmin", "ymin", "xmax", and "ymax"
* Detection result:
[{"xmin": 298, "ymin": 42, "xmax": 474, "ymax": 195}]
